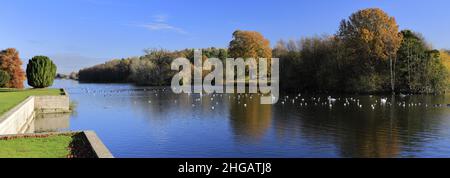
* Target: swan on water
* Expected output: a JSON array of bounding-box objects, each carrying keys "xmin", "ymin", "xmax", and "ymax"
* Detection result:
[{"xmin": 381, "ymin": 98, "xmax": 387, "ymax": 105}]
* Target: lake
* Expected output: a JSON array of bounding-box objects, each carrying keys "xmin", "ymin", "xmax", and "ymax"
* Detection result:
[{"xmin": 43, "ymin": 79, "xmax": 450, "ymax": 158}]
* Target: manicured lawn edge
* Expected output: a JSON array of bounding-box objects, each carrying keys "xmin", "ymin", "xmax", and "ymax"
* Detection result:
[
  {"xmin": 0, "ymin": 131, "xmax": 113, "ymax": 158},
  {"xmin": 0, "ymin": 88, "xmax": 65, "ymax": 116}
]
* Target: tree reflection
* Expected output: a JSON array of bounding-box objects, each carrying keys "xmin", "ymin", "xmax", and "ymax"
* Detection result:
[
  {"xmin": 272, "ymin": 95, "xmax": 450, "ymax": 157},
  {"xmin": 228, "ymin": 94, "xmax": 273, "ymax": 143}
]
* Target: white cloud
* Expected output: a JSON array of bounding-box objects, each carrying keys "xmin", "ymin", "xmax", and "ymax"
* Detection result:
[
  {"xmin": 138, "ymin": 14, "xmax": 187, "ymax": 34},
  {"xmin": 140, "ymin": 23, "xmax": 187, "ymax": 34}
]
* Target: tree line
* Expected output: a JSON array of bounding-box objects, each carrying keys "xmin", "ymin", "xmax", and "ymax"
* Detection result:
[
  {"xmin": 78, "ymin": 47, "xmax": 229, "ymax": 86},
  {"xmin": 78, "ymin": 8, "xmax": 450, "ymax": 94},
  {"xmin": 277, "ymin": 8, "xmax": 449, "ymax": 94}
]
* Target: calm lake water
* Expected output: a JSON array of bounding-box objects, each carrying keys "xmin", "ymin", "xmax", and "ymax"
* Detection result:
[{"xmin": 44, "ymin": 79, "xmax": 450, "ymax": 158}]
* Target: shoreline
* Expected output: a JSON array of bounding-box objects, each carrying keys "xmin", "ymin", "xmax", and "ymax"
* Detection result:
[{"xmin": 65, "ymin": 79, "xmax": 448, "ymax": 96}]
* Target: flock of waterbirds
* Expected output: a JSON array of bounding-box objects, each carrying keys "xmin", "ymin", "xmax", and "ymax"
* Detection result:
[
  {"xmin": 277, "ymin": 94, "xmax": 448, "ymax": 110},
  {"xmin": 76, "ymin": 87, "xmax": 449, "ymax": 111}
]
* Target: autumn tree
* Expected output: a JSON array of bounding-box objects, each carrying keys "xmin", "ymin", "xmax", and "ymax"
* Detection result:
[
  {"xmin": 337, "ymin": 8, "xmax": 403, "ymax": 92},
  {"xmin": 0, "ymin": 70, "xmax": 10, "ymax": 87},
  {"xmin": 440, "ymin": 50, "xmax": 450, "ymax": 73},
  {"xmin": 440, "ymin": 50, "xmax": 450, "ymax": 90},
  {"xmin": 0, "ymin": 48, "xmax": 26, "ymax": 88},
  {"xmin": 229, "ymin": 30, "xmax": 272, "ymax": 59},
  {"xmin": 228, "ymin": 30, "xmax": 272, "ymax": 80}
]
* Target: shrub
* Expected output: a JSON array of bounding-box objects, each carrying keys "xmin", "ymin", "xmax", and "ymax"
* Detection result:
[
  {"xmin": 26, "ymin": 56, "xmax": 57, "ymax": 88},
  {"xmin": 0, "ymin": 70, "xmax": 10, "ymax": 87}
]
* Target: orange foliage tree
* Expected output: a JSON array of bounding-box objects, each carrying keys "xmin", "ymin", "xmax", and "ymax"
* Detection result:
[
  {"xmin": 0, "ymin": 48, "xmax": 26, "ymax": 88},
  {"xmin": 229, "ymin": 30, "xmax": 272, "ymax": 60},
  {"xmin": 337, "ymin": 8, "xmax": 403, "ymax": 92},
  {"xmin": 228, "ymin": 30, "xmax": 272, "ymax": 76}
]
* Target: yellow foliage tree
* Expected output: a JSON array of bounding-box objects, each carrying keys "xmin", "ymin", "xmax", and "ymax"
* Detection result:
[
  {"xmin": 337, "ymin": 8, "xmax": 403, "ymax": 92},
  {"xmin": 338, "ymin": 8, "xmax": 403, "ymax": 63},
  {"xmin": 229, "ymin": 30, "xmax": 272, "ymax": 60},
  {"xmin": 440, "ymin": 50, "xmax": 450, "ymax": 89},
  {"xmin": 228, "ymin": 30, "xmax": 272, "ymax": 77}
]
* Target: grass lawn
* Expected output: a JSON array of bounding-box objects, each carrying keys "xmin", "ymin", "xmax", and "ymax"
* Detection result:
[
  {"xmin": 0, "ymin": 135, "xmax": 72, "ymax": 158},
  {"xmin": 0, "ymin": 88, "xmax": 63, "ymax": 116}
]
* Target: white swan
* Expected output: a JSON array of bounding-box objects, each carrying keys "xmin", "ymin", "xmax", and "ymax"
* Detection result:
[
  {"xmin": 328, "ymin": 96, "xmax": 337, "ymax": 103},
  {"xmin": 380, "ymin": 98, "xmax": 387, "ymax": 105}
]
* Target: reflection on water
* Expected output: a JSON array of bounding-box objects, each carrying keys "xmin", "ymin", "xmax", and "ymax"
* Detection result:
[
  {"xmin": 229, "ymin": 95, "xmax": 272, "ymax": 143},
  {"xmin": 24, "ymin": 113, "xmax": 70, "ymax": 133},
  {"xmin": 49, "ymin": 79, "xmax": 450, "ymax": 158}
]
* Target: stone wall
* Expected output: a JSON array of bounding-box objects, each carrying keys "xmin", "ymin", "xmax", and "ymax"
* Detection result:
[
  {"xmin": 35, "ymin": 95, "xmax": 70, "ymax": 113},
  {"xmin": 0, "ymin": 89, "xmax": 70, "ymax": 135},
  {"xmin": 0, "ymin": 97, "xmax": 35, "ymax": 135},
  {"xmin": 35, "ymin": 89, "xmax": 70, "ymax": 113}
]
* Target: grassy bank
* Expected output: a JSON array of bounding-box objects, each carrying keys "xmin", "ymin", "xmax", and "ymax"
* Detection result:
[
  {"xmin": 0, "ymin": 88, "xmax": 63, "ymax": 116},
  {"xmin": 0, "ymin": 135, "xmax": 72, "ymax": 158}
]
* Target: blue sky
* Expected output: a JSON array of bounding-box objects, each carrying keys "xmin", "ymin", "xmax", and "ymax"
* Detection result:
[{"xmin": 1, "ymin": 0, "xmax": 450, "ymax": 73}]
